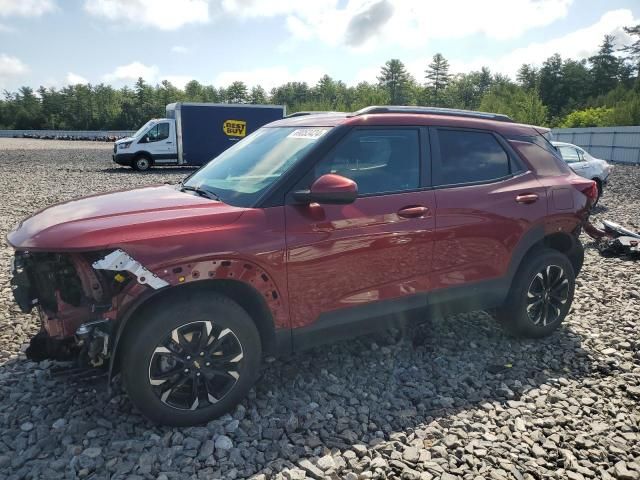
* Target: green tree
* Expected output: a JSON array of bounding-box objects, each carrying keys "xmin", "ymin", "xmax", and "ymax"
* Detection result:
[
  {"xmin": 184, "ymin": 80, "xmax": 205, "ymax": 102},
  {"xmin": 560, "ymin": 107, "xmax": 613, "ymax": 127},
  {"xmin": 621, "ymin": 24, "xmax": 640, "ymax": 76},
  {"xmin": 589, "ymin": 35, "xmax": 621, "ymax": 96},
  {"xmin": 539, "ymin": 53, "xmax": 564, "ymax": 119},
  {"xmin": 446, "ymin": 68, "xmax": 493, "ymax": 110},
  {"xmin": 424, "ymin": 53, "xmax": 451, "ymax": 106},
  {"xmin": 226, "ymin": 81, "xmax": 248, "ymax": 103},
  {"xmin": 248, "ymin": 85, "xmax": 267, "ymax": 104},
  {"xmin": 377, "ymin": 59, "xmax": 413, "ymax": 105},
  {"xmin": 516, "ymin": 64, "xmax": 539, "ymax": 90},
  {"xmin": 479, "ymin": 83, "xmax": 547, "ymax": 125}
]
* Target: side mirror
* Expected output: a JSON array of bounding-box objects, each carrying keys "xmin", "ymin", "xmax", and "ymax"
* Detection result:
[{"xmin": 293, "ymin": 173, "xmax": 358, "ymax": 205}]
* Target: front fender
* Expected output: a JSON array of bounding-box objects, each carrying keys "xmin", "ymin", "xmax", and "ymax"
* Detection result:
[{"xmin": 106, "ymin": 256, "xmax": 288, "ymax": 384}]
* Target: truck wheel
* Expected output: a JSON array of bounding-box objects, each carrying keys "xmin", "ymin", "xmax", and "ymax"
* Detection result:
[
  {"xmin": 132, "ymin": 155, "xmax": 152, "ymax": 171},
  {"xmin": 496, "ymin": 249, "xmax": 575, "ymax": 338},
  {"xmin": 120, "ymin": 293, "xmax": 261, "ymax": 426}
]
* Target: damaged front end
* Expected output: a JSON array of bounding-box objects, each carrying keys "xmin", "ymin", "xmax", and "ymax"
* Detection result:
[{"xmin": 10, "ymin": 249, "xmax": 160, "ymax": 367}]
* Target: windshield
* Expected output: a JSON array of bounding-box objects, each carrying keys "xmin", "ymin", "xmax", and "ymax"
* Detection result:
[
  {"xmin": 183, "ymin": 126, "xmax": 331, "ymax": 206},
  {"xmin": 133, "ymin": 120, "xmax": 156, "ymax": 138}
]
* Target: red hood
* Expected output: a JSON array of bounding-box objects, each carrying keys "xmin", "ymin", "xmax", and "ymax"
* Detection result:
[{"xmin": 7, "ymin": 185, "xmax": 247, "ymax": 251}]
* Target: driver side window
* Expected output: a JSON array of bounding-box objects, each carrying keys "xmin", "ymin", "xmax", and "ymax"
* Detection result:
[
  {"xmin": 145, "ymin": 123, "xmax": 170, "ymax": 143},
  {"xmin": 313, "ymin": 128, "xmax": 420, "ymax": 196}
]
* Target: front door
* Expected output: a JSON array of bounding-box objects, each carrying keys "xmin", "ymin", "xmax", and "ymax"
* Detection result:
[
  {"xmin": 144, "ymin": 121, "xmax": 177, "ymax": 163},
  {"xmin": 284, "ymin": 127, "xmax": 436, "ymax": 344}
]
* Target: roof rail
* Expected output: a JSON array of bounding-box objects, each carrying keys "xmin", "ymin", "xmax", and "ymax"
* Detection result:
[
  {"xmin": 285, "ymin": 111, "xmax": 345, "ymax": 118},
  {"xmin": 352, "ymin": 106, "xmax": 514, "ymax": 123}
]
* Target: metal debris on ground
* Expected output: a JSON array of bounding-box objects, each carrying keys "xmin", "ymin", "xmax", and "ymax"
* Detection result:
[{"xmin": 585, "ymin": 219, "xmax": 640, "ymax": 259}]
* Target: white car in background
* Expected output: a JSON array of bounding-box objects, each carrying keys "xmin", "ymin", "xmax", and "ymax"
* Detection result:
[{"xmin": 552, "ymin": 141, "xmax": 612, "ymax": 205}]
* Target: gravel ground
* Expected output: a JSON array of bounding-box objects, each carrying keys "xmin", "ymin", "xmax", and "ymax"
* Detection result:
[{"xmin": 0, "ymin": 138, "xmax": 639, "ymax": 480}]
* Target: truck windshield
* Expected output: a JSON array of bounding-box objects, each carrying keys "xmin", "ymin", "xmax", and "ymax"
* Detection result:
[
  {"xmin": 182, "ymin": 126, "xmax": 331, "ymax": 207},
  {"xmin": 133, "ymin": 120, "xmax": 155, "ymax": 138}
]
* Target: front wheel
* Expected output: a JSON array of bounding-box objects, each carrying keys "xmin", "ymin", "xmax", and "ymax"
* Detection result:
[
  {"xmin": 121, "ymin": 293, "xmax": 262, "ymax": 426},
  {"xmin": 496, "ymin": 249, "xmax": 575, "ymax": 338},
  {"xmin": 132, "ymin": 155, "xmax": 152, "ymax": 171}
]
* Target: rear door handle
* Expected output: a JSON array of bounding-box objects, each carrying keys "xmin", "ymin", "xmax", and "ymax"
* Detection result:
[
  {"xmin": 398, "ymin": 206, "xmax": 430, "ymax": 218},
  {"xmin": 516, "ymin": 193, "xmax": 539, "ymax": 204}
]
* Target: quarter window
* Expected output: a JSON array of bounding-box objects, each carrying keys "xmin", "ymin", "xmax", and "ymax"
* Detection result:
[
  {"xmin": 435, "ymin": 129, "xmax": 511, "ymax": 186},
  {"xmin": 313, "ymin": 129, "xmax": 420, "ymax": 195}
]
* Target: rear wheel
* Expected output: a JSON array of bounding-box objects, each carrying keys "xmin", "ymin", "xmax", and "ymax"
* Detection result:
[
  {"xmin": 121, "ymin": 293, "xmax": 261, "ymax": 426},
  {"xmin": 132, "ymin": 155, "xmax": 152, "ymax": 171},
  {"xmin": 496, "ymin": 249, "xmax": 575, "ymax": 338}
]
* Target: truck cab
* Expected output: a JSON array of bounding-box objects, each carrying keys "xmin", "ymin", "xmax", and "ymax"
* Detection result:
[{"xmin": 113, "ymin": 119, "xmax": 178, "ymax": 171}]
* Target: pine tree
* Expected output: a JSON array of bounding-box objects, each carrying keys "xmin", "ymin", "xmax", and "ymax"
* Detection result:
[
  {"xmin": 589, "ymin": 35, "xmax": 621, "ymax": 96},
  {"xmin": 516, "ymin": 64, "xmax": 539, "ymax": 90},
  {"xmin": 424, "ymin": 53, "xmax": 451, "ymax": 106},
  {"xmin": 377, "ymin": 59, "xmax": 413, "ymax": 105},
  {"xmin": 621, "ymin": 24, "xmax": 640, "ymax": 77}
]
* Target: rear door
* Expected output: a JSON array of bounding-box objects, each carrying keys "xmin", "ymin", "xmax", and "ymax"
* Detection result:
[
  {"xmin": 284, "ymin": 127, "xmax": 436, "ymax": 341},
  {"xmin": 430, "ymin": 127, "xmax": 547, "ymax": 307}
]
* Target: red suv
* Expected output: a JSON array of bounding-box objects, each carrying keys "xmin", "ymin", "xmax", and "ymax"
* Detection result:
[{"xmin": 8, "ymin": 106, "xmax": 597, "ymax": 426}]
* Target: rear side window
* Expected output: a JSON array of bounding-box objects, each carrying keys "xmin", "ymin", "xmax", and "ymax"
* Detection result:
[{"xmin": 434, "ymin": 129, "xmax": 510, "ymax": 186}]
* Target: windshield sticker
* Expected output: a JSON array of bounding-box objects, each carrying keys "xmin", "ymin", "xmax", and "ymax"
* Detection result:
[{"xmin": 287, "ymin": 128, "xmax": 330, "ymax": 139}]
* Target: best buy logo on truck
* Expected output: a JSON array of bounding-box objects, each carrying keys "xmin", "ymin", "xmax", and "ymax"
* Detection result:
[{"xmin": 223, "ymin": 119, "xmax": 247, "ymax": 138}]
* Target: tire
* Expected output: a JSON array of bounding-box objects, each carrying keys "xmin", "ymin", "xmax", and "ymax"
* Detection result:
[
  {"xmin": 132, "ymin": 155, "xmax": 152, "ymax": 171},
  {"xmin": 496, "ymin": 248, "xmax": 575, "ymax": 338},
  {"xmin": 120, "ymin": 293, "xmax": 261, "ymax": 426},
  {"xmin": 567, "ymin": 239, "xmax": 584, "ymax": 277}
]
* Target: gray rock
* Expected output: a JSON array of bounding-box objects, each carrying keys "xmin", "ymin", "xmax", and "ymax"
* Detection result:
[{"xmin": 215, "ymin": 435, "xmax": 233, "ymax": 451}]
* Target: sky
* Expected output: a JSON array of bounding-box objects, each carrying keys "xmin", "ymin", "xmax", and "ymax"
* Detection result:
[{"xmin": 0, "ymin": 0, "xmax": 639, "ymax": 92}]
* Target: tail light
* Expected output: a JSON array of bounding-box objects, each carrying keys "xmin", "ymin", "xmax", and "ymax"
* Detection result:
[{"xmin": 572, "ymin": 179, "xmax": 598, "ymax": 204}]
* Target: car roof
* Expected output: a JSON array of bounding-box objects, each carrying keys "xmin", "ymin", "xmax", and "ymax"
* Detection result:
[{"xmin": 268, "ymin": 112, "xmax": 541, "ymax": 136}]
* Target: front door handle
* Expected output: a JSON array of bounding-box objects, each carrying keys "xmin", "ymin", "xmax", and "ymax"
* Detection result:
[
  {"xmin": 516, "ymin": 193, "xmax": 539, "ymax": 204},
  {"xmin": 397, "ymin": 206, "xmax": 430, "ymax": 218}
]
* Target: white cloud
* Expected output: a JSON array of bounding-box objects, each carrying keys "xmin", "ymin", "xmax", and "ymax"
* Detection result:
[
  {"xmin": 103, "ymin": 61, "xmax": 159, "ymax": 82},
  {"xmin": 214, "ymin": 66, "xmax": 326, "ymax": 91},
  {"xmin": 171, "ymin": 45, "xmax": 190, "ymax": 54},
  {"xmin": 438, "ymin": 9, "xmax": 638, "ymax": 79},
  {"xmin": 162, "ymin": 75, "xmax": 193, "ymax": 89},
  {"xmin": 66, "ymin": 72, "xmax": 89, "ymax": 85},
  {"xmin": 0, "ymin": 0, "xmax": 55, "ymax": 17},
  {"xmin": 221, "ymin": 0, "xmax": 573, "ymax": 50},
  {"xmin": 0, "ymin": 53, "xmax": 28, "ymax": 88},
  {"xmin": 84, "ymin": 0, "xmax": 208, "ymax": 30}
]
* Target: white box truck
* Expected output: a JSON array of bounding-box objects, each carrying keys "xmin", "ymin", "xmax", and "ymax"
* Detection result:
[{"xmin": 113, "ymin": 102, "xmax": 285, "ymax": 171}]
